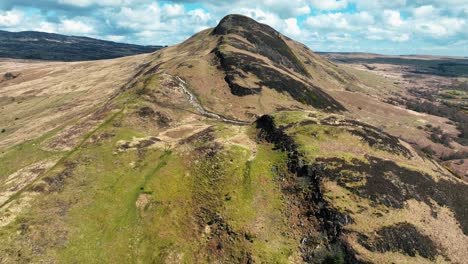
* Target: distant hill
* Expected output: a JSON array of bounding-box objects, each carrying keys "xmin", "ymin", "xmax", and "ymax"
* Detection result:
[{"xmin": 0, "ymin": 30, "xmax": 164, "ymax": 61}]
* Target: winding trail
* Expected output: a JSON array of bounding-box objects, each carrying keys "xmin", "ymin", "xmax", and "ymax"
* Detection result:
[{"xmin": 168, "ymin": 74, "xmax": 250, "ymax": 125}]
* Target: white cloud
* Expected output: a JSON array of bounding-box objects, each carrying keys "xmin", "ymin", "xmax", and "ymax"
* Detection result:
[
  {"xmin": 413, "ymin": 5, "xmax": 437, "ymax": 18},
  {"xmin": 162, "ymin": 4, "xmax": 185, "ymax": 18},
  {"xmin": 0, "ymin": 10, "xmax": 23, "ymax": 27},
  {"xmin": 391, "ymin": 33, "xmax": 409, "ymax": 42},
  {"xmin": 415, "ymin": 17, "xmax": 465, "ymax": 38},
  {"xmin": 309, "ymin": 0, "xmax": 348, "ymax": 10},
  {"xmin": 58, "ymin": 0, "xmax": 94, "ymax": 7},
  {"xmin": 304, "ymin": 11, "xmax": 374, "ymax": 31},
  {"xmin": 351, "ymin": 0, "xmax": 407, "ymax": 10},
  {"xmin": 364, "ymin": 26, "xmax": 410, "ymax": 42},
  {"xmin": 383, "ymin": 10, "xmax": 403, "ymax": 27},
  {"xmin": 57, "ymin": 0, "xmax": 150, "ymax": 7},
  {"xmin": 60, "ymin": 19, "xmax": 95, "ymax": 34},
  {"xmin": 326, "ymin": 32, "xmax": 353, "ymax": 42},
  {"xmin": 262, "ymin": 0, "xmax": 311, "ymax": 17},
  {"xmin": 34, "ymin": 21, "xmax": 58, "ymax": 33},
  {"xmin": 233, "ymin": 8, "xmax": 283, "ymax": 29},
  {"xmin": 188, "ymin": 9, "xmax": 212, "ymax": 24},
  {"xmin": 304, "ymin": 13, "xmax": 351, "ymax": 30},
  {"xmin": 285, "ymin": 18, "xmax": 301, "ymax": 36}
]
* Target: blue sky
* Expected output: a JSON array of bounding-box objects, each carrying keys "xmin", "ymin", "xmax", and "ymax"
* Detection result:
[{"xmin": 0, "ymin": 0, "xmax": 467, "ymax": 56}]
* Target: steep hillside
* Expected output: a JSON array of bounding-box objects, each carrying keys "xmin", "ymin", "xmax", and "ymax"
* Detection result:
[
  {"xmin": 144, "ymin": 14, "xmax": 363, "ymax": 121},
  {"xmin": 0, "ymin": 30, "xmax": 163, "ymax": 61},
  {"xmin": 0, "ymin": 14, "xmax": 467, "ymax": 264}
]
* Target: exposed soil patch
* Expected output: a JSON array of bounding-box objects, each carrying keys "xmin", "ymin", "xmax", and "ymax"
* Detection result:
[
  {"xmin": 358, "ymin": 222, "xmax": 438, "ymax": 260},
  {"xmin": 0, "ymin": 160, "xmax": 57, "ymax": 208},
  {"xmin": 135, "ymin": 193, "xmax": 152, "ymax": 211}
]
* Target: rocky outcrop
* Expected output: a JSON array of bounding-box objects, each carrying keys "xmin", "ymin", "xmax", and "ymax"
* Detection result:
[{"xmin": 256, "ymin": 115, "xmax": 358, "ymax": 263}]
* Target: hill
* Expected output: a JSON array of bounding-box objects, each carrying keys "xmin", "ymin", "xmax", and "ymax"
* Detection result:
[
  {"xmin": 0, "ymin": 30, "xmax": 163, "ymax": 61},
  {"xmin": 0, "ymin": 14, "xmax": 467, "ymax": 263}
]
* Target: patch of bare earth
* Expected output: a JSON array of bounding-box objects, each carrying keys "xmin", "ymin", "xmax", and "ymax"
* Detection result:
[{"xmin": 0, "ymin": 160, "xmax": 57, "ymax": 227}]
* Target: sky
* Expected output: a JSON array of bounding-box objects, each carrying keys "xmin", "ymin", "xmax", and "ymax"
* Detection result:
[{"xmin": 0, "ymin": 0, "xmax": 467, "ymax": 56}]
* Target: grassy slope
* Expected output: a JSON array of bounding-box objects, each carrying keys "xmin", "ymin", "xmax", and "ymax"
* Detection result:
[{"xmin": 0, "ymin": 73, "xmax": 301, "ymax": 263}]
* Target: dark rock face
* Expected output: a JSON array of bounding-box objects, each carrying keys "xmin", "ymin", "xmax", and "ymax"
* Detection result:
[
  {"xmin": 358, "ymin": 223, "xmax": 438, "ymax": 260},
  {"xmin": 211, "ymin": 15, "xmax": 345, "ymax": 112},
  {"xmin": 255, "ymin": 115, "xmax": 359, "ymax": 263}
]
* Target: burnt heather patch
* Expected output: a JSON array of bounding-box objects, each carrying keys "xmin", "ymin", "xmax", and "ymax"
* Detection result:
[
  {"xmin": 318, "ymin": 156, "xmax": 468, "ymax": 234},
  {"xmin": 212, "ymin": 14, "xmax": 309, "ymax": 76},
  {"xmin": 318, "ymin": 117, "xmax": 412, "ymax": 158},
  {"xmin": 213, "ymin": 48, "xmax": 345, "ymax": 111},
  {"xmin": 358, "ymin": 222, "xmax": 439, "ymax": 260}
]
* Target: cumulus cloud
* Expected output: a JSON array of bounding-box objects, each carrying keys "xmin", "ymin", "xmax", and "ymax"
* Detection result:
[
  {"xmin": 0, "ymin": 10, "xmax": 23, "ymax": 27},
  {"xmin": 383, "ymin": 10, "xmax": 404, "ymax": 27},
  {"xmin": 412, "ymin": 5, "xmax": 437, "ymax": 18},
  {"xmin": 309, "ymin": 0, "xmax": 348, "ymax": 11},
  {"xmin": 284, "ymin": 18, "xmax": 301, "ymax": 36},
  {"xmin": 304, "ymin": 11, "xmax": 374, "ymax": 31},
  {"xmin": 414, "ymin": 17, "xmax": 465, "ymax": 38},
  {"xmin": 0, "ymin": 0, "xmax": 466, "ymax": 55},
  {"xmin": 60, "ymin": 19, "xmax": 95, "ymax": 34}
]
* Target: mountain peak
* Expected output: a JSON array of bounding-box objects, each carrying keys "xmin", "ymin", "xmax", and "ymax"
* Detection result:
[
  {"xmin": 209, "ymin": 14, "xmax": 345, "ymax": 111},
  {"xmin": 212, "ymin": 14, "xmax": 306, "ymax": 76},
  {"xmin": 213, "ymin": 14, "xmax": 269, "ymax": 35}
]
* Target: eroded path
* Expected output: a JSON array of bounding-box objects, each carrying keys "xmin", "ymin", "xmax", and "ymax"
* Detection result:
[{"xmin": 167, "ymin": 74, "xmax": 250, "ymax": 125}]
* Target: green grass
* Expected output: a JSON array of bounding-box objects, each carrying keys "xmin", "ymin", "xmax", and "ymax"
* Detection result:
[
  {"xmin": 221, "ymin": 144, "xmax": 295, "ymax": 263},
  {"xmin": 55, "ymin": 129, "xmax": 194, "ymax": 263},
  {"xmin": 0, "ymin": 127, "xmax": 64, "ymax": 188},
  {"xmin": 273, "ymin": 111, "xmax": 309, "ymax": 127},
  {"xmin": 8, "ymin": 118, "xmax": 296, "ymax": 263}
]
